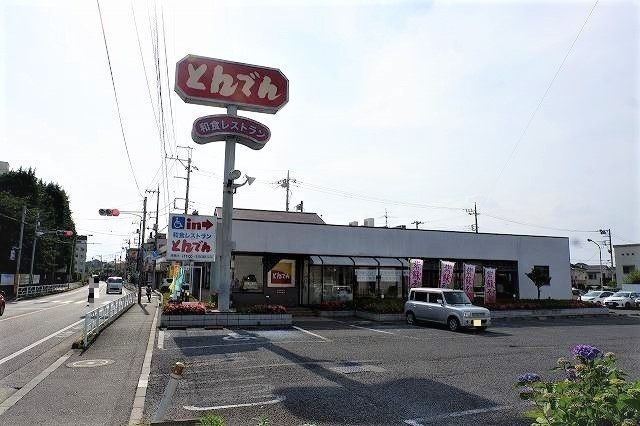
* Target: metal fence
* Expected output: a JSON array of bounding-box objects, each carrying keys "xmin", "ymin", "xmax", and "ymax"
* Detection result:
[
  {"xmin": 82, "ymin": 292, "xmax": 136, "ymax": 348},
  {"xmin": 16, "ymin": 284, "xmax": 69, "ymax": 297}
]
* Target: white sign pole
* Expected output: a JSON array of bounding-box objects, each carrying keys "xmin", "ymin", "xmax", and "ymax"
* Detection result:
[{"xmin": 218, "ymin": 105, "xmax": 237, "ymax": 311}]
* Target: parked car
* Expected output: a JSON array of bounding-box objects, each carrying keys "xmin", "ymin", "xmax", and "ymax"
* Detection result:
[
  {"xmin": 579, "ymin": 290, "xmax": 614, "ymax": 305},
  {"xmin": 0, "ymin": 290, "xmax": 5, "ymax": 316},
  {"xmin": 106, "ymin": 276, "xmax": 124, "ymax": 294},
  {"xmin": 603, "ymin": 291, "xmax": 640, "ymax": 309},
  {"xmin": 635, "ymin": 296, "xmax": 640, "ymax": 308},
  {"xmin": 404, "ymin": 288, "xmax": 491, "ymax": 331},
  {"xmin": 571, "ymin": 288, "xmax": 586, "ymax": 300}
]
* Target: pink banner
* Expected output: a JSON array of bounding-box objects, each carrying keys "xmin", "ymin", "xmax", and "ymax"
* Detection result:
[
  {"xmin": 409, "ymin": 259, "xmax": 423, "ymax": 288},
  {"xmin": 463, "ymin": 263, "xmax": 476, "ymax": 300},
  {"xmin": 484, "ymin": 267, "xmax": 496, "ymax": 303},
  {"xmin": 440, "ymin": 261, "xmax": 455, "ymax": 288}
]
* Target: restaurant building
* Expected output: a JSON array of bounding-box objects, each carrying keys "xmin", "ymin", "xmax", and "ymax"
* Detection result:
[{"xmin": 212, "ymin": 209, "xmax": 571, "ymax": 308}]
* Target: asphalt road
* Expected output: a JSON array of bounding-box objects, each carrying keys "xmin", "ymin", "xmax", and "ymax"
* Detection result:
[
  {"xmin": 146, "ymin": 315, "xmax": 640, "ymax": 426},
  {"xmin": 0, "ymin": 283, "xmax": 124, "ymax": 405}
]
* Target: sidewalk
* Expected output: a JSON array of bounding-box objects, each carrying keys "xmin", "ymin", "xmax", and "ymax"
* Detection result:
[{"xmin": 0, "ymin": 298, "xmax": 159, "ymax": 426}]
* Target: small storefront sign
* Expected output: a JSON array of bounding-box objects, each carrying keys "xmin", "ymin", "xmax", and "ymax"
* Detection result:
[
  {"xmin": 440, "ymin": 260, "xmax": 455, "ymax": 288},
  {"xmin": 379, "ymin": 269, "xmax": 402, "ymax": 281},
  {"xmin": 409, "ymin": 259, "xmax": 423, "ymax": 288},
  {"xmin": 268, "ymin": 260, "xmax": 295, "ymax": 287},
  {"xmin": 167, "ymin": 214, "xmax": 216, "ymax": 261},
  {"xmin": 484, "ymin": 267, "xmax": 497, "ymax": 303},
  {"xmin": 192, "ymin": 114, "xmax": 271, "ymax": 150}
]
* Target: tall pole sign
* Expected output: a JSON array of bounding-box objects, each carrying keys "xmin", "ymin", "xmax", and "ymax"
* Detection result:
[{"xmin": 175, "ymin": 55, "xmax": 288, "ymax": 311}]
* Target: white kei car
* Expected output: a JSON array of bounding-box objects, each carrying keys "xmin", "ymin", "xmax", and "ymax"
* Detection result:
[{"xmin": 579, "ymin": 290, "xmax": 615, "ymax": 306}]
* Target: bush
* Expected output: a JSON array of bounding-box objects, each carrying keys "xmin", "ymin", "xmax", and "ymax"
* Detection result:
[
  {"xmin": 315, "ymin": 301, "xmax": 354, "ymax": 311},
  {"xmin": 623, "ymin": 270, "xmax": 640, "ymax": 284},
  {"xmin": 480, "ymin": 299, "xmax": 592, "ymax": 311},
  {"xmin": 517, "ymin": 344, "xmax": 640, "ymax": 425},
  {"xmin": 162, "ymin": 302, "xmax": 206, "ymax": 315},
  {"xmin": 355, "ymin": 297, "xmax": 404, "ymax": 314},
  {"xmin": 240, "ymin": 304, "xmax": 288, "ymax": 314}
]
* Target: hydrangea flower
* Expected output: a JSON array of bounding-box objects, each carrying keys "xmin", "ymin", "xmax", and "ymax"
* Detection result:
[
  {"xmin": 571, "ymin": 344, "xmax": 602, "ymax": 361},
  {"xmin": 517, "ymin": 373, "xmax": 541, "ymax": 384}
]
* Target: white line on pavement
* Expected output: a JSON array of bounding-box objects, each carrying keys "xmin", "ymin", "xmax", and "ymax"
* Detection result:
[
  {"xmin": 183, "ymin": 396, "xmax": 285, "ymax": 411},
  {"xmin": 0, "ymin": 320, "xmax": 83, "ymax": 367},
  {"xmin": 0, "ymin": 350, "xmax": 74, "ymax": 416},
  {"xmin": 157, "ymin": 330, "xmax": 164, "ymax": 349},
  {"xmin": 0, "ymin": 303, "xmax": 77, "ymax": 323},
  {"xmin": 403, "ymin": 404, "xmax": 517, "ymax": 425},
  {"xmin": 349, "ymin": 324, "xmax": 397, "ymax": 335},
  {"xmin": 128, "ymin": 302, "xmax": 159, "ymax": 425},
  {"xmin": 292, "ymin": 325, "xmax": 331, "ymax": 341}
]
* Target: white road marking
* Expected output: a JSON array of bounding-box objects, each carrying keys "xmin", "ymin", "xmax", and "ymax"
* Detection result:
[
  {"xmin": 157, "ymin": 330, "xmax": 165, "ymax": 349},
  {"xmin": 74, "ymin": 300, "xmax": 84, "ymax": 304},
  {"xmin": 349, "ymin": 324, "xmax": 396, "ymax": 335},
  {"xmin": 128, "ymin": 301, "xmax": 160, "ymax": 425},
  {"xmin": 0, "ymin": 350, "xmax": 74, "ymax": 416},
  {"xmin": 0, "ymin": 320, "xmax": 83, "ymax": 366},
  {"xmin": 0, "ymin": 303, "xmax": 77, "ymax": 322},
  {"xmin": 292, "ymin": 325, "xmax": 331, "ymax": 341},
  {"xmin": 183, "ymin": 396, "xmax": 285, "ymax": 411},
  {"xmin": 403, "ymin": 404, "xmax": 518, "ymax": 425}
]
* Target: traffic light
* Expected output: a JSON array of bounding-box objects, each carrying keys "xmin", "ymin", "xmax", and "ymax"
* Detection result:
[
  {"xmin": 56, "ymin": 230, "xmax": 74, "ymax": 237},
  {"xmin": 98, "ymin": 208, "xmax": 120, "ymax": 216}
]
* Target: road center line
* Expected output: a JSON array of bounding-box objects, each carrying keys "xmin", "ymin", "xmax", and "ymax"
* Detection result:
[
  {"xmin": 292, "ymin": 325, "xmax": 331, "ymax": 341},
  {"xmin": 0, "ymin": 320, "xmax": 83, "ymax": 367},
  {"xmin": 0, "ymin": 350, "xmax": 74, "ymax": 416}
]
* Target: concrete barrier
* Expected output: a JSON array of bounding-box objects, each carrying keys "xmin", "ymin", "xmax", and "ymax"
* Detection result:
[
  {"xmin": 491, "ymin": 307, "xmax": 609, "ymax": 319},
  {"xmin": 160, "ymin": 312, "xmax": 293, "ymax": 328}
]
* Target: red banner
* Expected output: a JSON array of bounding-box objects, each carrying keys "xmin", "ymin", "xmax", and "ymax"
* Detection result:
[
  {"xmin": 463, "ymin": 263, "xmax": 476, "ymax": 300},
  {"xmin": 440, "ymin": 261, "xmax": 455, "ymax": 288},
  {"xmin": 484, "ymin": 267, "xmax": 497, "ymax": 303}
]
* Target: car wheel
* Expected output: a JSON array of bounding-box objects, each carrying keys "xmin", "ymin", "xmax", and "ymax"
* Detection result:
[
  {"xmin": 625, "ymin": 302, "xmax": 631, "ymax": 309},
  {"xmin": 595, "ymin": 301, "xmax": 601, "ymax": 306},
  {"xmin": 406, "ymin": 312, "xmax": 416, "ymax": 325},
  {"xmin": 478, "ymin": 326, "xmax": 487, "ymax": 332},
  {"xmin": 447, "ymin": 316, "xmax": 460, "ymax": 332}
]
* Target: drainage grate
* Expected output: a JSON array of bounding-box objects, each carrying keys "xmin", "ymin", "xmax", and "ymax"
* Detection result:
[{"xmin": 330, "ymin": 365, "xmax": 386, "ymax": 374}]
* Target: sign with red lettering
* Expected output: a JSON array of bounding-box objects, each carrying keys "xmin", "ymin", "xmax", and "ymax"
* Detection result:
[
  {"xmin": 192, "ymin": 115, "xmax": 271, "ymax": 150},
  {"xmin": 167, "ymin": 214, "xmax": 216, "ymax": 261},
  {"xmin": 174, "ymin": 55, "xmax": 289, "ymax": 114},
  {"xmin": 268, "ymin": 260, "xmax": 295, "ymax": 288}
]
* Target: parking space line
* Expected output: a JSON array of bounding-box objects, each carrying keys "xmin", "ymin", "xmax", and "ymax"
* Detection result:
[
  {"xmin": 403, "ymin": 404, "xmax": 517, "ymax": 425},
  {"xmin": 183, "ymin": 396, "xmax": 285, "ymax": 411},
  {"xmin": 292, "ymin": 325, "xmax": 331, "ymax": 341},
  {"xmin": 165, "ymin": 339, "xmax": 327, "ymax": 350},
  {"xmin": 349, "ymin": 324, "xmax": 397, "ymax": 335},
  {"xmin": 0, "ymin": 350, "xmax": 74, "ymax": 416}
]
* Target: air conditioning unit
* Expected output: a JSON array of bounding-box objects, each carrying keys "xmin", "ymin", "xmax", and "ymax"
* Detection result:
[
  {"xmin": 349, "ymin": 221, "xmax": 358, "ymax": 226},
  {"xmin": 363, "ymin": 218, "xmax": 375, "ymax": 227}
]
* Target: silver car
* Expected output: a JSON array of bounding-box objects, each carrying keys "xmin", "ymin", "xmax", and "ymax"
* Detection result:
[{"xmin": 404, "ymin": 288, "xmax": 491, "ymax": 331}]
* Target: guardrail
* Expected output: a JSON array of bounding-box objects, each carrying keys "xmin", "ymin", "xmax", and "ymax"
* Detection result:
[
  {"xmin": 82, "ymin": 292, "xmax": 136, "ymax": 348},
  {"xmin": 16, "ymin": 284, "xmax": 69, "ymax": 297}
]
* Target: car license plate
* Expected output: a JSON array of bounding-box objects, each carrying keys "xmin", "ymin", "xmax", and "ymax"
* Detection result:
[{"xmin": 473, "ymin": 319, "xmax": 482, "ymax": 327}]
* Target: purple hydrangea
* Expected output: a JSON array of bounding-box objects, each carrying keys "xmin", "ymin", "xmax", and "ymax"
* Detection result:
[
  {"xmin": 517, "ymin": 373, "xmax": 541, "ymax": 384},
  {"xmin": 571, "ymin": 344, "xmax": 602, "ymax": 361}
]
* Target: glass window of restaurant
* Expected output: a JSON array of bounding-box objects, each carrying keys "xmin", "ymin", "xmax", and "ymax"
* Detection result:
[
  {"xmin": 323, "ymin": 265, "xmax": 354, "ymax": 302},
  {"xmin": 378, "ymin": 258, "xmax": 404, "ymax": 299},
  {"xmin": 353, "ymin": 257, "xmax": 379, "ymax": 298},
  {"xmin": 232, "ymin": 255, "xmax": 264, "ymax": 293}
]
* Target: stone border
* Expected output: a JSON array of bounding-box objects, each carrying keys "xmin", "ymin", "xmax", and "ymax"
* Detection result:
[
  {"xmin": 316, "ymin": 310, "xmax": 356, "ymax": 318},
  {"xmin": 491, "ymin": 307, "xmax": 609, "ymax": 319},
  {"xmin": 160, "ymin": 313, "xmax": 292, "ymax": 328},
  {"xmin": 355, "ymin": 311, "xmax": 405, "ymax": 322}
]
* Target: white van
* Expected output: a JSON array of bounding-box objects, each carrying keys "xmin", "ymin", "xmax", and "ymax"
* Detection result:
[{"xmin": 106, "ymin": 276, "xmax": 124, "ymax": 294}]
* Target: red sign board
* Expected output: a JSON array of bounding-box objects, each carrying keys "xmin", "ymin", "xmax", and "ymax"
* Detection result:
[
  {"xmin": 192, "ymin": 115, "xmax": 271, "ymax": 150},
  {"xmin": 174, "ymin": 55, "xmax": 289, "ymax": 114}
]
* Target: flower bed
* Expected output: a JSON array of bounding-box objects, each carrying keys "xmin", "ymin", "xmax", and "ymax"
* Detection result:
[
  {"xmin": 162, "ymin": 302, "xmax": 206, "ymax": 315},
  {"xmin": 314, "ymin": 301, "xmax": 354, "ymax": 311},
  {"xmin": 355, "ymin": 298, "xmax": 404, "ymax": 314},
  {"xmin": 239, "ymin": 304, "xmax": 288, "ymax": 314},
  {"xmin": 481, "ymin": 299, "xmax": 592, "ymax": 311},
  {"xmin": 517, "ymin": 344, "xmax": 640, "ymax": 425}
]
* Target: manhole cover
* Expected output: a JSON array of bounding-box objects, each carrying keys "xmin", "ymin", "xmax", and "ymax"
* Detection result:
[
  {"xmin": 67, "ymin": 359, "xmax": 114, "ymax": 368},
  {"xmin": 330, "ymin": 365, "xmax": 386, "ymax": 374}
]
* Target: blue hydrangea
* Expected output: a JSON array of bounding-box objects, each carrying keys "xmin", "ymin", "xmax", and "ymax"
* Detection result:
[
  {"xmin": 571, "ymin": 344, "xmax": 603, "ymax": 361},
  {"xmin": 517, "ymin": 373, "xmax": 541, "ymax": 384}
]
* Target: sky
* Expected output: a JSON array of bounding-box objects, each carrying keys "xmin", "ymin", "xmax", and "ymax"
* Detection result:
[{"xmin": 1, "ymin": 0, "xmax": 638, "ymax": 267}]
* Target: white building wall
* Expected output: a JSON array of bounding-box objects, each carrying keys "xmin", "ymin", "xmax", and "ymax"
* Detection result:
[
  {"xmin": 230, "ymin": 221, "xmax": 571, "ymax": 300},
  {"xmin": 615, "ymin": 244, "xmax": 640, "ymax": 284}
]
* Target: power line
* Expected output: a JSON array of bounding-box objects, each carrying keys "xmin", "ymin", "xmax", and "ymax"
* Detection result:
[
  {"xmin": 482, "ymin": 0, "xmax": 599, "ymax": 204},
  {"xmin": 482, "ymin": 213, "xmax": 599, "ymax": 233},
  {"xmin": 95, "ymin": 0, "xmax": 142, "ymax": 197}
]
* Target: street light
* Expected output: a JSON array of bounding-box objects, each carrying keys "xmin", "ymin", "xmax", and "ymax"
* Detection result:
[{"xmin": 587, "ymin": 239, "xmax": 603, "ymax": 291}]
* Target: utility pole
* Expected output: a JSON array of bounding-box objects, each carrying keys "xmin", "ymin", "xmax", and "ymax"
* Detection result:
[
  {"xmin": 146, "ymin": 187, "xmax": 160, "ymax": 289},
  {"xmin": 168, "ymin": 146, "xmax": 196, "ymax": 214},
  {"xmin": 276, "ymin": 170, "xmax": 296, "ymax": 212},
  {"xmin": 384, "ymin": 209, "xmax": 389, "ymax": 227},
  {"xmin": 137, "ymin": 197, "xmax": 147, "ymax": 304},
  {"xmin": 14, "ymin": 205, "xmax": 27, "ymax": 295},
  {"xmin": 600, "ymin": 229, "xmax": 614, "ymax": 278},
  {"xmin": 412, "ymin": 220, "xmax": 424, "ymax": 229},
  {"xmin": 467, "ymin": 203, "xmax": 479, "ymax": 233},
  {"xmin": 28, "ymin": 211, "xmax": 40, "ymax": 286}
]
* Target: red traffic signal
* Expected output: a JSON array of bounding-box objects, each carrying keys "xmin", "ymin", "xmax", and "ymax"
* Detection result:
[{"xmin": 98, "ymin": 208, "xmax": 120, "ymax": 217}]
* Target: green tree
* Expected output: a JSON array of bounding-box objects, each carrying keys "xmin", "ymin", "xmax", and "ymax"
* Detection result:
[
  {"xmin": 526, "ymin": 267, "xmax": 551, "ymax": 300},
  {"xmin": 623, "ymin": 270, "xmax": 640, "ymax": 284}
]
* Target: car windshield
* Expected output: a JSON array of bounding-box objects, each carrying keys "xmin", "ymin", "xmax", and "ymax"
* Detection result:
[
  {"xmin": 443, "ymin": 292, "xmax": 471, "ymax": 305},
  {"xmin": 108, "ymin": 278, "xmax": 123, "ymax": 284},
  {"xmin": 612, "ymin": 292, "xmax": 630, "ymax": 297}
]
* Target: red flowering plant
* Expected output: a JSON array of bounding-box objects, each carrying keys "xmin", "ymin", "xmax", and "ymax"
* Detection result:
[
  {"xmin": 241, "ymin": 304, "xmax": 288, "ymax": 314},
  {"xmin": 481, "ymin": 299, "xmax": 592, "ymax": 311},
  {"xmin": 162, "ymin": 302, "xmax": 206, "ymax": 315},
  {"xmin": 316, "ymin": 301, "xmax": 354, "ymax": 311}
]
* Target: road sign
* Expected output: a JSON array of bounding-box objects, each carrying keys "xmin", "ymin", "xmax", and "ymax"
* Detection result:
[
  {"xmin": 174, "ymin": 55, "xmax": 289, "ymax": 114},
  {"xmin": 168, "ymin": 214, "xmax": 216, "ymax": 261},
  {"xmin": 192, "ymin": 114, "xmax": 271, "ymax": 150}
]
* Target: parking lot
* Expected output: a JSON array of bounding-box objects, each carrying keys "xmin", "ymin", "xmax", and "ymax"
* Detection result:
[{"xmin": 145, "ymin": 315, "xmax": 640, "ymax": 425}]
